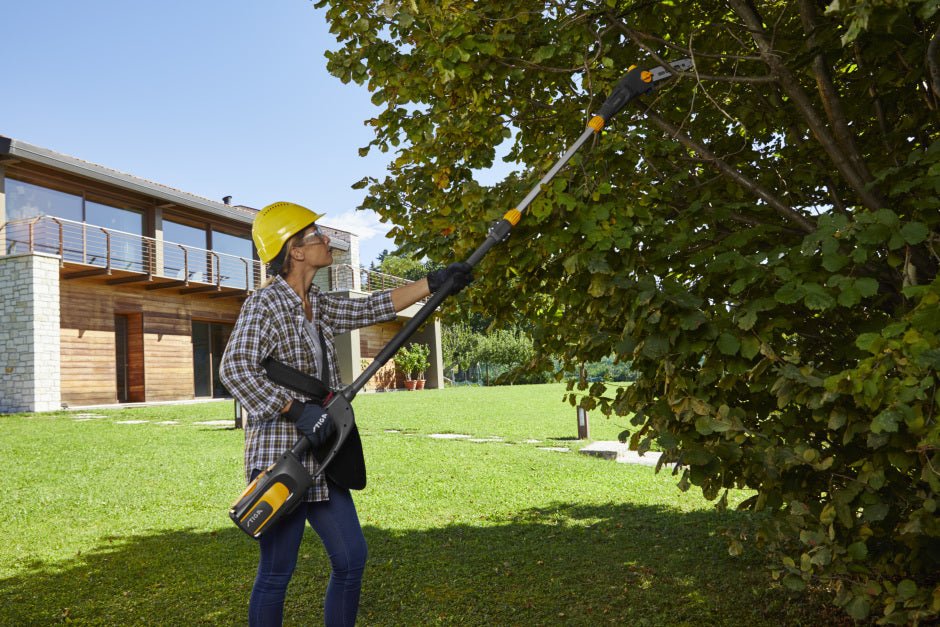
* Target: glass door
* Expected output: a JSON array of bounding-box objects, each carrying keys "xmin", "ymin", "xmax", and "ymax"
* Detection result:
[
  {"xmin": 115, "ymin": 315, "xmax": 129, "ymax": 402},
  {"xmin": 192, "ymin": 321, "xmax": 233, "ymax": 398}
]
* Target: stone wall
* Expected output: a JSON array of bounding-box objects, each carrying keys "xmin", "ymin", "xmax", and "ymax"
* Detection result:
[{"xmin": 0, "ymin": 253, "xmax": 61, "ymax": 412}]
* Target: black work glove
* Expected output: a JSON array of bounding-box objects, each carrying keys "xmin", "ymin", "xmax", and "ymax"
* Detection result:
[
  {"xmin": 284, "ymin": 401, "xmax": 336, "ymax": 448},
  {"xmin": 427, "ymin": 262, "xmax": 473, "ymax": 295}
]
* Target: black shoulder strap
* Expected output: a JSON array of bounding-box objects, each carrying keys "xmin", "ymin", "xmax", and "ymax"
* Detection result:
[
  {"xmin": 318, "ymin": 330, "xmax": 331, "ymax": 387},
  {"xmin": 261, "ymin": 328, "xmax": 333, "ymax": 405},
  {"xmin": 262, "ymin": 357, "xmax": 330, "ymax": 404}
]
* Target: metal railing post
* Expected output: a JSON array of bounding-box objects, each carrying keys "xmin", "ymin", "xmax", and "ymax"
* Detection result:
[
  {"xmin": 180, "ymin": 244, "xmax": 189, "ymax": 284},
  {"xmin": 211, "ymin": 252, "xmax": 221, "ymax": 287},
  {"xmin": 101, "ymin": 227, "xmax": 111, "ymax": 272}
]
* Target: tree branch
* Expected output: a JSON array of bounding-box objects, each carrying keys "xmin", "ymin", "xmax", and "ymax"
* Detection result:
[
  {"xmin": 799, "ymin": 0, "xmax": 873, "ymax": 183},
  {"xmin": 609, "ymin": 19, "xmax": 764, "ymax": 62},
  {"xmin": 609, "ymin": 19, "xmax": 774, "ymax": 85},
  {"xmin": 726, "ymin": 0, "xmax": 885, "ymax": 212},
  {"xmin": 929, "ymin": 21, "xmax": 940, "ymax": 100},
  {"xmin": 683, "ymin": 73, "xmax": 777, "ymax": 84},
  {"xmin": 641, "ymin": 105, "xmax": 817, "ymax": 233}
]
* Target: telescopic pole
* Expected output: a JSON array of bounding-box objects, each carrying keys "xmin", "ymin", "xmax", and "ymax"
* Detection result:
[{"xmin": 314, "ymin": 62, "xmax": 688, "ymax": 472}]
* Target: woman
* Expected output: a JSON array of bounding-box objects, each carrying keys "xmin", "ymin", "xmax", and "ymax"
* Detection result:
[{"xmin": 220, "ymin": 201, "xmax": 471, "ymax": 626}]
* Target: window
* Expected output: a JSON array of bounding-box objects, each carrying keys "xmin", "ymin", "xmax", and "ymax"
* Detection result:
[
  {"xmin": 85, "ymin": 201, "xmax": 145, "ymax": 271},
  {"xmin": 4, "ymin": 178, "xmax": 83, "ymax": 222},
  {"xmin": 163, "ymin": 219, "xmax": 208, "ymax": 281},
  {"xmin": 3, "ymin": 178, "xmax": 82, "ymax": 255},
  {"xmin": 212, "ymin": 229, "xmax": 254, "ymax": 289}
]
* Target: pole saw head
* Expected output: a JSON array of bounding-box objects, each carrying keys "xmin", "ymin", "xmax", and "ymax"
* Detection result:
[{"xmin": 592, "ymin": 58, "xmax": 693, "ymax": 127}]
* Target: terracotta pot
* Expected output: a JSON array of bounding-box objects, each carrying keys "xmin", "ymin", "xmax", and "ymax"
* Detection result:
[
  {"xmin": 415, "ymin": 379, "xmax": 426, "ymax": 390},
  {"xmin": 404, "ymin": 380, "xmax": 418, "ymax": 391}
]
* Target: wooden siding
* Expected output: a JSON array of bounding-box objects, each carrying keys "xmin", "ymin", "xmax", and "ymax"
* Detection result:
[
  {"xmin": 360, "ymin": 320, "xmax": 407, "ymax": 390},
  {"xmin": 60, "ymin": 277, "xmax": 242, "ymax": 405}
]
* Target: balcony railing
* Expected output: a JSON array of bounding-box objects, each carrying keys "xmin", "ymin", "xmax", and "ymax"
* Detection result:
[
  {"xmin": 0, "ymin": 217, "xmax": 420, "ymax": 299},
  {"xmin": 330, "ymin": 263, "xmax": 426, "ymax": 296},
  {"xmin": 0, "ymin": 216, "xmax": 262, "ymax": 291}
]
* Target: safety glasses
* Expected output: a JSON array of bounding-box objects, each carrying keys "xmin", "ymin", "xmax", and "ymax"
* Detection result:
[{"xmin": 299, "ymin": 225, "xmax": 326, "ymax": 246}]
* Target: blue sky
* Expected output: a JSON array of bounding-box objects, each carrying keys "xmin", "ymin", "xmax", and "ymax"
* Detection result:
[{"xmin": 1, "ymin": 1, "xmax": 406, "ymax": 265}]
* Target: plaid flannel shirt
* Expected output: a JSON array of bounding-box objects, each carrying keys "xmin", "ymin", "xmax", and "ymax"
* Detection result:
[{"xmin": 220, "ymin": 275, "xmax": 396, "ymax": 501}]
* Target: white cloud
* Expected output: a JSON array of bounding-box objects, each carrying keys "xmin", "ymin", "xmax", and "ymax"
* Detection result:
[
  {"xmin": 323, "ymin": 209, "xmax": 399, "ymax": 266},
  {"xmin": 323, "ymin": 209, "xmax": 388, "ymax": 241}
]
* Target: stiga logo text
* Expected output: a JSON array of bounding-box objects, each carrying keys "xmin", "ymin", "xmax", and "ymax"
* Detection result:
[{"xmin": 247, "ymin": 509, "xmax": 265, "ymax": 526}]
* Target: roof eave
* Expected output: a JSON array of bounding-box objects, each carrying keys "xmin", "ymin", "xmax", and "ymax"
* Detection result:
[{"xmin": 0, "ymin": 136, "xmax": 254, "ymax": 225}]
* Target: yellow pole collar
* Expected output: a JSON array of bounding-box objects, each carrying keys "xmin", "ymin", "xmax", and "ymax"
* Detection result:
[{"xmin": 503, "ymin": 208, "xmax": 522, "ymax": 226}]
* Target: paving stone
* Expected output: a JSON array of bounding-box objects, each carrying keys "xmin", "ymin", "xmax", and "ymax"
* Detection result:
[{"xmin": 579, "ymin": 441, "xmax": 665, "ymax": 467}]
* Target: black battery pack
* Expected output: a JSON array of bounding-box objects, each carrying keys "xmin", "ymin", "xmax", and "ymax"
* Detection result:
[{"xmin": 229, "ymin": 449, "xmax": 312, "ymax": 538}]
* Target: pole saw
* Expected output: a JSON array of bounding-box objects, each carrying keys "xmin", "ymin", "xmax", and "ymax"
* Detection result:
[{"xmin": 230, "ymin": 57, "xmax": 692, "ymax": 539}]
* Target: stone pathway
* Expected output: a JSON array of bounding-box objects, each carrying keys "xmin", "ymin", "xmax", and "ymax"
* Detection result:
[{"xmin": 69, "ymin": 414, "xmax": 660, "ymax": 466}]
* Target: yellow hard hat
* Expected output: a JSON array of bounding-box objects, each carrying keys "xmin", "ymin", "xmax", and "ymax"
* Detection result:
[{"xmin": 252, "ymin": 201, "xmax": 324, "ymax": 264}]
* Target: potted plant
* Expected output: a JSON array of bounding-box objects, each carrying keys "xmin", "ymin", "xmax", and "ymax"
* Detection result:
[
  {"xmin": 413, "ymin": 343, "xmax": 431, "ymax": 390},
  {"xmin": 397, "ymin": 344, "xmax": 419, "ymax": 390}
]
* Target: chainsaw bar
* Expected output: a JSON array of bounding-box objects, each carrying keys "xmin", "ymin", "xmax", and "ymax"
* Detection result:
[{"xmin": 649, "ymin": 58, "xmax": 693, "ymax": 82}]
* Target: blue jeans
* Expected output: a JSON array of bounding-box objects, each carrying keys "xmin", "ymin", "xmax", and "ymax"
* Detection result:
[{"xmin": 248, "ymin": 477, "xmax": 367, "ymax": 627}]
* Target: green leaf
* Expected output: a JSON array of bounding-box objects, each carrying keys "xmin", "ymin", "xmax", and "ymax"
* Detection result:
[
  {"xmin": 782, "ymin": 574, "xmax": 806, "ymax": 591},
  {"xmin": 680, "ymin": 311, "xmax": 707, "ymax": 330},
  {"xmin": 897, "ymin": 579, "xmax": 917, "ymax": 600},
  {"xmin": 397, "ymin": 11, "xmax": 415, "ymax": 28},
  {"xmin": 737, "ymin": 309, "xmax": 758, "ymax": 331},
  {"xmin": 837, "ymin": 284, "xmax": 862, "ymax": 307},
  {"xmin": 801, "ymin": 283, "xmax": 836, "ymax": 311},
  {"xmin": 863, "ymin": 502, "xmax": 889, "ymax": 522},
  {"xmin": 740, "ymin": 336, "xmax": 761, "ymax": 359},
  {"xmin": 822, "ymin": 251, "xmax": 849, "ymax": 272},
  {"xmin": 854, "ymin": 277, "xmax": 878, "ymax": 298},
  {"xmin": 847, "ymin": 541, "xmax": 868, "ymax": 560},
  {"xmin": 775, "ymin": 282, "xmax": 802, "ymax": 304},
  {"xmin": 641, "ymin": 335, "xmax": 670, "ymax": 359},
  {"xmin": 846, "ymin": 596, "xmax": 870, "ymax": 620},
  {"xmin": 717, "ymin": 333, "xmax": 740, "ymax": 355},
  {"xmin": 695, "ymin": 416, "xmax": 715, "ymax": 435},
  {"xmin": 871, "ymin": 408, "xmax": 901, "ymax": 433},
  {"xmin": 855, "ymin": 333, "xmax": 880, "ymax": 352},
  {"xmin": 900, "ymin": 221, "xmax": 929, "ymax": 244},
  {"xmin": 828, "ymin": 410, "xmax": 847, "ymax": 430}
]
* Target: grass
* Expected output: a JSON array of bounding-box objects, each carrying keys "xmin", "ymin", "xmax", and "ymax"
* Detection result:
[{"xmin": 0, "ymin": 384, "xmax": 839, "ymax": 625}]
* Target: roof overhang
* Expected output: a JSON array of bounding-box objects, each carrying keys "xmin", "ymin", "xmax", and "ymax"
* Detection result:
[
  {"xmin": 0, "ymin": 135, "xmax": 255, "ymax": 224},
  {"xmin": 0, "ymin": 135, "xmax": 351, "ymax": 252}
]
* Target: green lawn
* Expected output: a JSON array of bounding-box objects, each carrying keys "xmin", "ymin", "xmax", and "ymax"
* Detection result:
[{"xmin": 0, "ymin": 384, "xmax": 836, "ymax": 625}]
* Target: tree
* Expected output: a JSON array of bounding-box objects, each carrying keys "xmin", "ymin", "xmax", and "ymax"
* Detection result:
[
  {"xmin": 372, "ymin": 251, "xmax": 426, "ymax": 280},
  {"xmin": 317, "ymin": 0, "xmax": 939, "ymax": 621},
  {"xmin": 442, "ymin": 322, "xmax": 481, "ymax": 378},
  {"xmin": 477, "ymin": 327, "xmax": 536, "ymax": 384}
]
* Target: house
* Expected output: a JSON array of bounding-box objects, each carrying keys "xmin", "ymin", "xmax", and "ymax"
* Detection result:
[{"xmin": 0, "ymin": 135, "xmax": 442, "ymax": 413}]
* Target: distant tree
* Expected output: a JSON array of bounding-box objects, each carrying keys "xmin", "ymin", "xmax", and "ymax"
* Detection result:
[
  {"xmin": 478, "ymin": 328, "xmax": 534, "ymax": 369},
  {"xmin": 375, "ymin": 253, "xmax": 426, "ymax": 281},
  {"xmin": 442, "ymin": 322, "xmax": 481, "ymax": 379}
]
